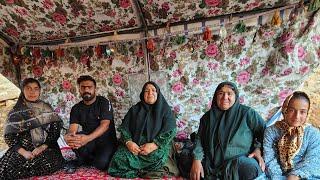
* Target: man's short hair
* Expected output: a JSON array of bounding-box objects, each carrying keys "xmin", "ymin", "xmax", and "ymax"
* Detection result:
[{"xmin": 77, "ymin": 75, "xmax": 96, "ymax": 87}]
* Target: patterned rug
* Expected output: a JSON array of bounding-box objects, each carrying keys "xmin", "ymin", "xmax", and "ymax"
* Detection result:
[
  {"xmin": 27, "ymin": 147, "xmax": 184, "ymax": 180},
  {"xmin": 29, "ymin": 167, "xmax": 184, "ymax": 180}
]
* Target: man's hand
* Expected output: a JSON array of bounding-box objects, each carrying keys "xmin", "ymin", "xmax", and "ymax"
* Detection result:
[
  {"xmin": 18, "ymin": 148, "xmax": 34, "ymax": 160},
  {"xmin": 190, "ymin": 159, "xmax": 204, "ymax": 180},
  {"xmin": 248, "ymin": 148, "xmax": 265, "ymax": 172},
  {"xmin": 126, "ymin": 141, "xmax": 141, "ymax": 155},
  {"xmin": 64, "ymin": 132, "xmax": 91, "ymax": 149},
  {"xmin": 32, "ymin": 144, "xmax": 48, "ymax": 156},
  {"xmin": 64, "ymin": 132, "xmax": 80, "ymax": 149},
  {"xmin": 75, "ymin": 134, "xmax": 91, "ymax": 148}
]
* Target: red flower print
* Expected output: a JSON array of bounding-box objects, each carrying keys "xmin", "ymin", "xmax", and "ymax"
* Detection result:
[
  {"xmin": 106, "ymin": 10, "xmax": 116, "ymax": 17},
  {"xmin": 42, "ymin": 0, "xmax": 54, "ymax": 9},
  {"xmin": 62, "ymin": 80, "xmax": 72, "ymax": 90},
  {"xmin": 101, "ymin": 24, "xmax": 112, "ymax": 32},
  {"xmin": 32, "ymin": 66, "xmax": 43, "ymax": 77},
  {"xmin": 311, "ymin": 35, "xmax": 320, "ymax": 42},
  {"xmin": 6, "ymin": 0, "xmax": 14, "ymax": 4},
  {"xmin": 113, "ymin": 73, "xmax": 123, "ymax": 86},
  {"xmin": 283, "ymin": 42, "xmax": 295, "ymax": 54},
  {"xmin": 173, "ymin": 105, "xmax": 180, "ymax": 114},
  {"xmin": 119, "ymin": 0, "xmax": 131, "ymax": 9},
  {"xmin": 193, "ymin": 78, "xmax": 200, "ymax": 85},
  {"xmin": 238, "ymin": 37, "xmax": 246, "ymax": 46},
  {"xmin": 52, "ymin": 12, "xmax": 67, "ymax": 25},
  {"xmin": 282, "ymin": 68, "xmax": 292, "ymax": 76},
  {"xmin": 176, "ymin": 131, "xmax": 188, "ymax": 140},
  {"xmin": 172, "ymin": 82, "xmax": 184, "ymax": 94},
  {"xmin": 80, "ymin": 55, "xmax": 90, "ymax": 65},
  {"xmin": 299, "ymin": 66, "xmax": 309, "ymax": 75},
  {"xmin": 128, "ymin": 18, "xmax": 136, "ymax": 26},
  {"xmin": 15, "ymin": 8, "xmax": 28, "ymax": 16},
  {"xmin": 239, "ymin": 57, "xmax": 250, "ymax": 66},
  {"xmin": 169, "ymin": 51, "xmax": 176, "ymax": 59},
  {"xmin": 278, "ymin": 32, "xmax": 292, "ymax": 44},
  {"xmin": 6, "ymin": 27, "xmax": 19, "ymax": 37},
  {"xmin": 136, "ymin": 48, "xmax": 144, "ymax": 57},
  {"xmin": 297, "ymin": 46, "xmax": 306, "ymax": 60},
  {"xmin": 205, "ymin": 0, "xmax": 220, "ymax": 7},
  {"xmin": 236, "ymin": 71, "xmax": 250, "ymax": 85},
  {"xmin": 261, "ymin": 67, "xmax": 269, "ymax": 76},
  {"xmin": 207, "ymin": 62, "xmax": 219, "ymax": 70},
  {"xmin": 205, "ymin": 43, "xmax": 219, "ymax": 58},
  {"xmin": 161, "ymin": 2, "xmax": 170, "ymax": 11},
  {"xmin": 245, "ymin": 2, "xmax": 260, "ymax": 10}
]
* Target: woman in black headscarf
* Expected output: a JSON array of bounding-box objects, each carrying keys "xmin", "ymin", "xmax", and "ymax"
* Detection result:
[
  {"xmin": 108, "ymin": 81, "xmax": 178, "ymax": 178},
  {"xmin": 190, "ymin": 81, "xmax": 266, "ymax": 180},
  {"xmin": 0, "ymin": 78, "xmax": 64, "ymax": 179}
]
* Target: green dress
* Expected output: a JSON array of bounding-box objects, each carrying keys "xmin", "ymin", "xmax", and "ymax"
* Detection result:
[
  {"xmin": 108, "ymin": 81, "xmax": 178, "ymax": 178},
  {"xmin": 193, "ymin": 81, "xmax": 266, "ymax": 179}
]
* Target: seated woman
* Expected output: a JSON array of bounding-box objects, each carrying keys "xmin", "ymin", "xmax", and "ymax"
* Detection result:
[
  {"xmin": 108, "ymin": 81, "xmax": 178, "ymax": 178},
  {"xmin": 0, "ymin": 78, "xmax": 64, "ymax": 179},
  {"xmin": 190, "ymin": 81, "xmax": 266, "ymax": 180},
  {"xmin": 264, "ymin": 91, "xmax": 320, "ymax": 179}
]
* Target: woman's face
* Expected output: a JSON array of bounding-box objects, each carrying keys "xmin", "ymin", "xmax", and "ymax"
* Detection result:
[
  {"xmin": 284, "ymin": 98, "xmax": 309, "ymax": 127},
  {"xmin": 23, "ymin": 82, "xmax": 40, "ymax": 102},
  {"xmin": 144, "ymin": 84, "xmax": 158, "ymax": 105},
  {"xmin": 216, "ymin": 85, "xmax": 236, "ymax": 110}
]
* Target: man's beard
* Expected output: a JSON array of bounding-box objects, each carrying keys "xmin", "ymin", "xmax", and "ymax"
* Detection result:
[{"xmin": 82, "ymin": 92, "xmax": 95, "ymax": 101}]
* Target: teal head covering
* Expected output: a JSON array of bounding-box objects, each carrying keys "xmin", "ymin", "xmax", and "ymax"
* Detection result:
[
  {"xmin": 200, "ymin": 81, "xmax": 248, "ymax": 176},
  {"xmin": 121, "ymin": 81, "xmax": 176, "ymax": 145}
]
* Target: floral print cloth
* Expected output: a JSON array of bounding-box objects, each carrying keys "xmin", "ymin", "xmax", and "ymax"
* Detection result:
[{"xmin": 0, "ymin": 7, "xmax": 320, "ymax": 139}]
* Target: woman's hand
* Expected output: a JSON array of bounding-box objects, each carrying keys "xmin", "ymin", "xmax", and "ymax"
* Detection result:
[
  {"xmin": 18, "ymin": 148, "xmax": 34, "ymax": 160},
  {"xmin": 190, "ymin": 159, "xmax": 204, "ymax": 180},
  {"xmin": 140, "ymin": 142, "xmax": 158, "ymax": 155},
  {"xmin": 32, "ymin": 144, "xmax": 48, "ymax": 156},
  {"xmin": 287, "ymin": 175, "xmax": 300, "ymax": 180},
  {"xmin": 248, "ymin": 148, "xmax": 265, "ymax": 172},
  {"xmin": 126, "ymin": 141, "xmax": 141, "ymax": 155}
]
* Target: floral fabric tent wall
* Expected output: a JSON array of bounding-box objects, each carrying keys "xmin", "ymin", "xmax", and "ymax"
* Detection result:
[
  {"xmin": 0, "ymin": 8, "xmax": 318, "ymax": 139},
  {"xmin": 0, "ymin": 1, "xmax": 320, "ymax": 139},
  {"xmin": 0, "ymin": 0, "xmax": 301, "ymax": 43}
]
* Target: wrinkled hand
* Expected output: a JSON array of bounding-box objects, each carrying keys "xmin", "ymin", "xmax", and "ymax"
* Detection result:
[
  {"xmin": 126, "ymin": 141, "xmax": 141, "ymax": 155},
  {"xmin": 140, "ymin": 142, "xmax": 158, "ymax": 155},
  {"xmin": 248, "ymin": 148, "xmax": 265, "ymax": 172},
  {"xmin": 287, "ymin": 175, "xmax": 300, "ymax": 180},
  {"xmin": 18, "ymin": 148, "xmax": 34, "ymax": 160},
  {"xmin": 190, "ymin": 159, "xmax": 204, "ymax": 180},
  {"xmin": 32, "ymin": 144, "xmax": 48, "ymax": 156}
]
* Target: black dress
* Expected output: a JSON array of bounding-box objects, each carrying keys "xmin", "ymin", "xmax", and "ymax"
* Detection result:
[{"xmin": 0, "ymin": 121, "xmax": 64, "ymax": 179}]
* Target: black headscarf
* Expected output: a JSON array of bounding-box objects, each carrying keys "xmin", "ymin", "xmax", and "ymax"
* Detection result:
[
  {"xmin": 4, "ymin": 78, "xmax": 61, "ymax": 147},
  {"xmin": 120, "ymin": 81, "xmax": 176, "ymax": 145}
]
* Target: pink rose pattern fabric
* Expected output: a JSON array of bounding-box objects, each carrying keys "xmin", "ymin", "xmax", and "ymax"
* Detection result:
[
  {"xmin": 7, "ymin": 42, "xmax": 146, "ymax": 129},
  {"xmin": 0, "ymin": 0, "xmax": 137, "ymax": 42},
  {"xmin": 141, "ymin": 0, "xmax": 299, "ymax": 25},
  {"xmin": 1, "ymin": 8, "xmax": 320, "ymax": 138},
  {"xmin": 0, "ymin": 0, "xmax": 299, "ymax": 43},
  {"xmin": 148, "ymin": 9, "xmax": 320, "ymax": 135}
]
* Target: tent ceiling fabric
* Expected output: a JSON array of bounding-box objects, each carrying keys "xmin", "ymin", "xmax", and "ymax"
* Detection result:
[
  {"xmin": 0, "ymin": 0, "xmax": 300, "ymax": 44},
  {"xmin": 140, "ymin": 0, "xmax": 300, "ymax": 25}
]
